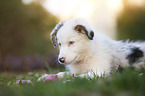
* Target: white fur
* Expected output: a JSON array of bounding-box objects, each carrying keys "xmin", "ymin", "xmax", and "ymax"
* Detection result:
[{"xmin": 38, "ymin": 18, "xmax": 145, "ymax": 81}]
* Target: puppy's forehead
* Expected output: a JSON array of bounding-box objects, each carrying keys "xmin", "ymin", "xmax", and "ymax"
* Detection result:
[
  {"xmin": 56, "ymin": 18, "xmax": 91, "ymax": 42},
  {"xmin": 57, "ymin": 22, "xmax": 76, "ymax": 40}
]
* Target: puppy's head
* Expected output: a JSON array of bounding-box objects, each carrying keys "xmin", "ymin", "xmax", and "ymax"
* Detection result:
[{"xmin": 50, "ymin": 18, "xmax": 94, "ymax": 65}]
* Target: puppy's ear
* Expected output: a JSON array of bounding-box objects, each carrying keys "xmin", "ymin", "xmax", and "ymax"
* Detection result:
[
  {"xmin": 74, "ymin": 25, "xmax": 94, "ymax": 40},
  {"xmin": 50, "ymin": 22, "xmax": 64, "ymax": 47}
]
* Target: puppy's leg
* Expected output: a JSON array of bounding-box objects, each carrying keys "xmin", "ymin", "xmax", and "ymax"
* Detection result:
[
  {"xmin": 37, "ymin": 72, "xmax": 70, "ymax": 81},
  {"xmin": 57, "ymin": 72, "xmax": 70, "ymax": 78},
  {"xmin": 37, "ymin": 74, "xmax": 49, "ymax": 81},
  {"xmin": 78, "ymin": 71, "xmax": 104, "ymax": 78}
]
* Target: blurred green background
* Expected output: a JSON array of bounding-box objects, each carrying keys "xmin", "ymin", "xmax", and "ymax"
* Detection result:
[
  {"xmin": 0, "ymin": 0, "xmax": 58, "ymax": 56},
  {"xmin": 117, "ymin": 0, "xmax": 145, "ymax": 41},
  {"xmin": 0, "ymin": 0, "xmax": 145, "ymax": 72},
  {"xmin": 0, "ymin": 0, "xmax": 60, "ymax": 72}
]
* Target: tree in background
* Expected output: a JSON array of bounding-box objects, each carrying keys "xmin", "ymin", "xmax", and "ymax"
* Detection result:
[
  {"xmin": 0, "ymin": 0, "xmax": 58, "ymax": 56},
  {"xmin": 117, "ymin": 0, "xmax": 145, "ymax": 41}
]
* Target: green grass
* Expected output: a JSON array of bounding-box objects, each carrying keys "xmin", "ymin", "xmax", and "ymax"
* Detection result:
[{"xmin": 0, "ymin": 68, "xmax": 145, "ymax": 96}]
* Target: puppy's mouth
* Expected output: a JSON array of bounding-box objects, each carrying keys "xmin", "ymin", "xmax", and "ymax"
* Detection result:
[
  {"xmin": 59, "ymin": 56, "xmax": 83, "ymax": 65},
  {"xmin": 64, "ymin": 56, "xmax": 78, "ymax": 65},
  {"xmin": 67, "ymin": 56, "xmax": 83, "ymax": 65}
]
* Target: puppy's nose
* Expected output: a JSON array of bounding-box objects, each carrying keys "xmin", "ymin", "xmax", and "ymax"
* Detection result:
[{"xmin": 59, "ymin": 57, "xmax": 65, "ymax": 64}]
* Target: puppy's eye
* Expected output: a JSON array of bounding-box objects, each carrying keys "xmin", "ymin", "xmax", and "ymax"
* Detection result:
[
  {"xmin": 69, "ymin": 41, "xmax": 74, "ymax": 45},
  {"xmin": 59, "ymin": 43, "xmax": 61, "ymax": 46}
]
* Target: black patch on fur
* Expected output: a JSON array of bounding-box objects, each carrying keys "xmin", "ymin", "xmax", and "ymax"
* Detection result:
[
  {"xmin": 50, "ymin": 22, "xmax": 64, "ymax": 47},
  {"xmin": 89, "ymin": 31, "xmax": 94, "ymax": 40},
  {"xmin": 117, "ymin": 65, "xmax": 123, "ymax": 73},
  {"xmin": 126, "ymin": 47, "xmax": 144, "ymax": 65},
  {"xmin": 75, "ymin": 25, "xmax": 94, "ymax": 40}
]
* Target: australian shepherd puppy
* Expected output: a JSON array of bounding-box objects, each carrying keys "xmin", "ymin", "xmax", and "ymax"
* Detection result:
[{"xmin": 38, "ymin": 18, "xmax": 145, "ymax": 81}]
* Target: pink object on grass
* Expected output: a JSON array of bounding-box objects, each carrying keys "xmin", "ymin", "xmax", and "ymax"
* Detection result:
[{"xmin": 43, "ymin": 74, "xmax": 58, "ymax": 82}]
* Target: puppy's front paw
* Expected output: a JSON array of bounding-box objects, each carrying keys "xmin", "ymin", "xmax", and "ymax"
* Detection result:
[
  {"xmin": 43, "ymin": 74, "xmax": 58, "ymax": 82},
  {"xmin": 37, "ymin": 74, "xmax": 58, "ymax": 82},
  {"xmin": 37, "ymin": 74, "xmax": 49, "ymax": 81}
]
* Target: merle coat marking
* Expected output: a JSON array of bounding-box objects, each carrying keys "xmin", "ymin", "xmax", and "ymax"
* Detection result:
[{"xmin": 126, "ymin": 47, "xmax": 144, "ymax": 65}]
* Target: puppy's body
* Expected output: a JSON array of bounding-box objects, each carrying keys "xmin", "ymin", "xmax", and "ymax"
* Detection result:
[
  {"xmin": 64, "ymin": 32, "xmax": 145, "ymax": 77},
  {"xmin": 38, "ymin": 18, "xmax": 145, "ymax": 80}
]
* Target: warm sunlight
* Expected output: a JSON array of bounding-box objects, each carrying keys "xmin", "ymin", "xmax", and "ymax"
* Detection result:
[
  {"xmin": 22, "ymin": 0, "xmax": 144, "ymax": 20},
  {"xmin": 42, "ymin": 0, "xmax": 124, "ymax": 39},
  {"xmin": 42, "ymin": 0, "xmax": 123, "ymax": 20},
  {"xmin": 128, "ymin": 0, "xmax": 145, "ymax": 6},
  {"xmin": 22, "ymin": 0, "xmax": 34, "ymax": 4},
  {"xmin": 22, "ymin": 0, "xmax": 144, "ymax": 39},
  {"xmin": 107, "ymin": 0, "xmax": 123, "ymax": 14},
  {"xmin": 42, "ymin": 0, "xmax": 95, "ymax": 20}
]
